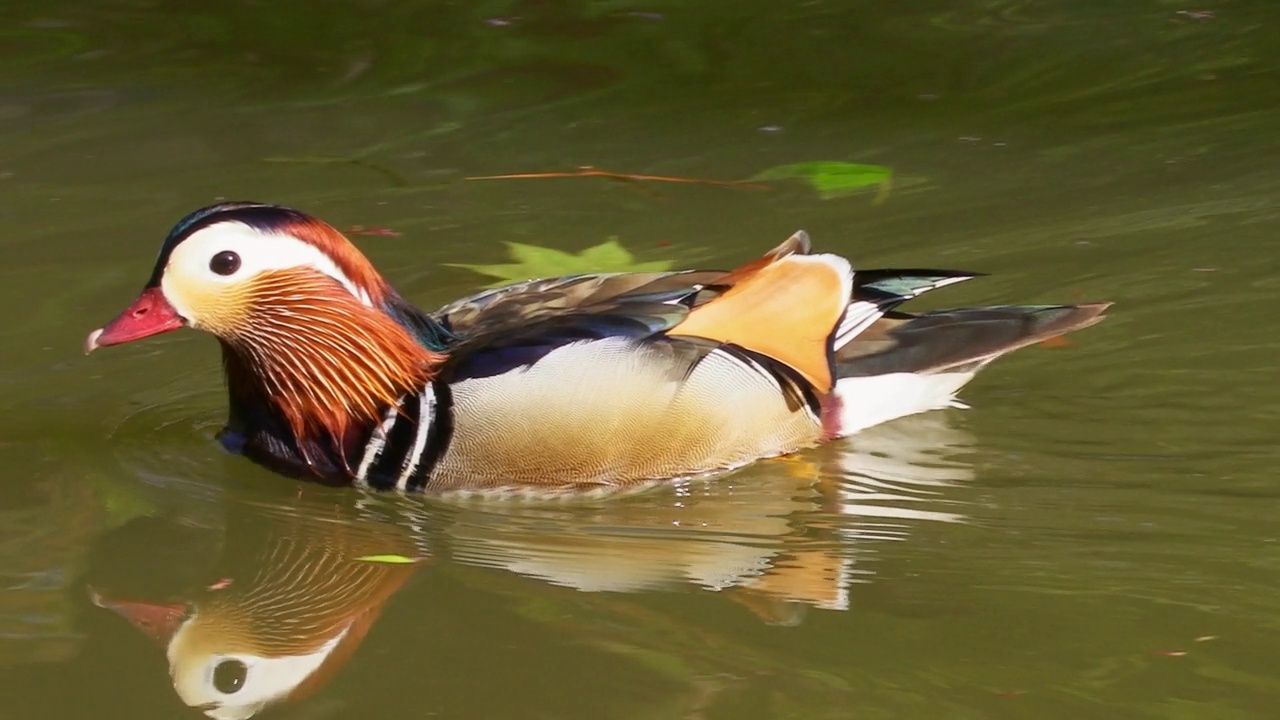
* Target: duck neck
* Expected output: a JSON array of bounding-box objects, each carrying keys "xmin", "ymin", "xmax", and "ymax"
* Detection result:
[{"xmin": 216, "ymin": 294, "xmax": 446, "ymax": 479}]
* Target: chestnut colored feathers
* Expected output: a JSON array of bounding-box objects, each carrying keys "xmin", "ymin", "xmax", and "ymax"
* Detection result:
[{"xmin": 219, "ymin": 268, "xmax": 441, "ymax": 463}]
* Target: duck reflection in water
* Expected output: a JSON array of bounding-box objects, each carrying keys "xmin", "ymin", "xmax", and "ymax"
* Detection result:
[
  {"xmin": 441, "ymin": 412, "xmax": 973, "ymax": 625},
  {"xmin": 88, "ymin": 501, "xmax": 424, "ymax": 720},
  {"xmin": 88, "ymin": 413, "xmax": 972, "ymax": 719}
]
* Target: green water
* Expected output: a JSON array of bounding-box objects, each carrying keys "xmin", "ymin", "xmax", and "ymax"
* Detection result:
[{"xmin": 3, "ymin": 1, "xmax": 1280, "ymax": 717}]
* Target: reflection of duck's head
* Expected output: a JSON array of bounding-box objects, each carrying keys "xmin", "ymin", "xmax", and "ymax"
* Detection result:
[
  {"xmin": 168, "ymin": 597, "xmax": 366, "ymax": 720},
  {"xmin": 90, "ymin": 504, "xmax": 422, "ymax": 720}
]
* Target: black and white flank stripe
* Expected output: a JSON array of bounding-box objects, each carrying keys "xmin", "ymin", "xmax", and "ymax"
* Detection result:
[{"xmin": 353, "ymin": 383, "xmax": 453, "ymax": 491}]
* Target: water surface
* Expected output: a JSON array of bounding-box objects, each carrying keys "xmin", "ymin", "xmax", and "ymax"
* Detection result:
[{"xmin": 3, "ymin": 1, "xmax": 1280, "ymax": 718}]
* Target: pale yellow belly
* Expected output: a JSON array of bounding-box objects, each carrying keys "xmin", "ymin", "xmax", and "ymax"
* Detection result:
[{"xmin": 427, "ymin": 340, "xmax": 823, "ymax": 491}]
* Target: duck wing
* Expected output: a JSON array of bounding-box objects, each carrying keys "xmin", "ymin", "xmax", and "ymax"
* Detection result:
[
  {"xmin": 427, "ymin": 229, "xmax": 816, "ymax": 339},
  {"xmin": 426, "ymin": 233, "xmax": 993, "ymax": 385}
]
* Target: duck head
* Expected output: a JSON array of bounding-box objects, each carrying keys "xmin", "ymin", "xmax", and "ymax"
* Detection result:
[{"xmin": 85, "ymin": 203, "xmax": 444, "ymax": 473}]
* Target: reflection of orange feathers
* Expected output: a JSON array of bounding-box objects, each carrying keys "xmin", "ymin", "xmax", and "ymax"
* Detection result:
[
  {"xmin": 284, "ymin": 581, "xmax": 410, "ymax": 703},
  {"xmin": 743, "ymin": 549, "xmax": 848, "ymax": 608},
  {"xmin": 728, "ymin": 548, "xmax": 849, "ymax": 625},
  {"xmin": 670, "ymin": 251, "xmax": 851, "ymax": 394}
]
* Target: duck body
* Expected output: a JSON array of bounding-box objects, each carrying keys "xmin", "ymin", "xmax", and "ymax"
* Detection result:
[
  {"xmin": 392, "ymin": 305, "xmax": 823, "ymax": 493},
  {"xmin": 87, "ymin": 202, "xmax": 1109, "ymax": 496}
]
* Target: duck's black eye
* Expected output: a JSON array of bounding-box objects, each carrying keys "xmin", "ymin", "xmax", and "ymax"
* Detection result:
[
  {"xmin": 212, "ymin": 659, "xmax": 248, "ymax": 694},
  {"xmin": 209, "ymin": 251, "xmax": 241, "ymax": 276}
]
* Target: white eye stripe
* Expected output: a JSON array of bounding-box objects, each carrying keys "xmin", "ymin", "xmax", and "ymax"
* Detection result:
[{"xmin": 160, "ymin": 222, "xmax": 373, "ymax": 321}]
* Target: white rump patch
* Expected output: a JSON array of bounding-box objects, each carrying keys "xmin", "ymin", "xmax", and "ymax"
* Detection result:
[{"xmin": 830, "ymin": 371, "xmax": 977, "ymax": 438}]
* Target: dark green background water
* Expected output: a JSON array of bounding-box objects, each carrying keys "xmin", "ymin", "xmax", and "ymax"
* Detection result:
[{"xmin": 3, "ymin": 1, "xmax": 1279, "ymax": 718}]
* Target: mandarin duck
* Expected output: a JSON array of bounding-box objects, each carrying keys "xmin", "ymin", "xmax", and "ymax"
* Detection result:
[
  {"xmin": 89, "ymin": 502, "xmax": 422, "ymax": 720},
  {"xmin": 85, "ymin": 202, "xmax": 1109, "ymax": 496}
]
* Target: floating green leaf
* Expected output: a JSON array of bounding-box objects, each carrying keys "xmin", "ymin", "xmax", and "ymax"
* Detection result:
[
  {"xmin": 449, "ymin": 237, "xmax": 673, "ymax": 287},
  {"xmin": 355, "ymin": 554, "xmax": 418, "ymax": 564},
  {"xmin": 88, "ymin": 476, "xmax": 159, "ymax": 528},
  {"xmin": 749, "ymin": 161, "xmax": 892, "ymax": 200}
]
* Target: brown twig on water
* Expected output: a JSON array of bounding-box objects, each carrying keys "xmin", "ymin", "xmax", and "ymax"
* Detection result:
[{"xmin": 465, "ymin": 166, "xmax": 769, "ymax": 190}]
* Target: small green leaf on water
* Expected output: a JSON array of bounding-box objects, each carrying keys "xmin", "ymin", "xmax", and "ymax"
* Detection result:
[
  {"xmin": 448, "ymin": 237, "xmax": 674, "ymax": 287},
  {"xmin": 88, "ymin": 476, "xmax": 160, "ymax": 528},
  {"xmin": 577, "ymin": 238, "xmax": 639, "ymax": 268},
  {"xmin": 749, "ymin": 161, "xmax": 892, "ymax": 200},
  {"xmin": 504, "ymin": 242, "xmax": 588, "ymax": 278},
  {"xmin": 355, "ymin": 554, "xmax": 418, "ymax": 564}
]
